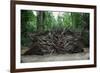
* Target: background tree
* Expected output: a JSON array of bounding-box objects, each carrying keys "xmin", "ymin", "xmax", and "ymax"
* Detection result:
[
  {"xmin": 37, "ymin": 11, "xmax": 45, "ymax": 32},
  {"xmin": 21, "ymin": 10, "xmax": 36, "ymax": 46},
  {"xmin": 43, "ymin": 11, "xmax": 56, "ymax": 31}
]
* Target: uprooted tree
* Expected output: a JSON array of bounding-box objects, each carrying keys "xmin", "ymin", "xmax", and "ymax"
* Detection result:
[
  {"xmin": 24, "ymin": 28, "xmax": 85, "ymax": 55},
  {"xmin": 21, "ymin": 10, "xmax": 89, "ymax": 55}
]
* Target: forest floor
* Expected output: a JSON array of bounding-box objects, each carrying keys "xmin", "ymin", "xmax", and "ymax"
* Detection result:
[{"xmin": 21, "ymin": 48, "xmax": 89, "ymax": 63}]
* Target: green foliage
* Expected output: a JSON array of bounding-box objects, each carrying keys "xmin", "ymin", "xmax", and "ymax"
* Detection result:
[
  {"xmin": 21, "ymin": 10, "xmax": 37, "ymax": 46},
  {"xmin": 43, "ymin": 11, "xmax": 56, "ymax": 31},
  {"xmin": 62, "ymin": 12, "xmax": 72, "ymax": 28}
]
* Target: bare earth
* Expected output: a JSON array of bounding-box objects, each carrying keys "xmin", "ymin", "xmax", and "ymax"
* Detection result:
[{"xmin": 21, "ymin": 53, "xmax": 89, "ymax": 63}]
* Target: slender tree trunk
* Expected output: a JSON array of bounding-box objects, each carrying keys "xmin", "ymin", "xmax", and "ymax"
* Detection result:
[{"xmin": 37, "ymin": 11, "xmax": 45, "ymax": 32}]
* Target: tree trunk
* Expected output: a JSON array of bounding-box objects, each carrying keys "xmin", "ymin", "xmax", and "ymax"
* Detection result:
[{"xmin": 37, "ymin": 11, "xmax": 45, "ymax": 32}]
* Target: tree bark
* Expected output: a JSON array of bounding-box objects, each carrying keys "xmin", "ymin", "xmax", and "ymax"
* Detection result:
[{"xmin": 37, "ymin": 11, "xmax": 45, "ymax": 32}]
